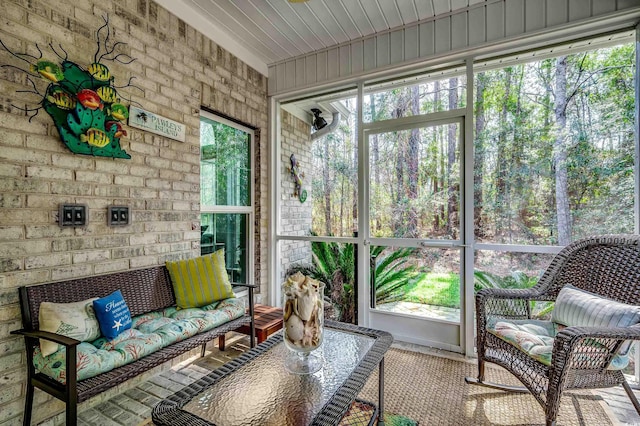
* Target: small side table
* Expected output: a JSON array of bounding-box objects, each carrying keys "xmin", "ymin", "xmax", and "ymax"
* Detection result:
[{"xmin": 218, "ymin": 304, "xmax": 283, "ymax": 350}]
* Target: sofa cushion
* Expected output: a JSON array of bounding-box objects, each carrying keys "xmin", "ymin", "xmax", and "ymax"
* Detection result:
[
  {"xmin": 166, "ymin": 250, "xmax": 235, "ymax": 309},
  {"xmin": 93, "ymin": 290, "xmax": 133, "ymax": 340},
  {"xmin": 39, "ymin": 298, "xmax": 100, "ymax": 357},
  {"xmin": 33, "ymin": 297, "xmax": 246, "ymax": 384},
  {"xmin": 488, "ymin": 319, "xmax": 631, "ymax": 370}
]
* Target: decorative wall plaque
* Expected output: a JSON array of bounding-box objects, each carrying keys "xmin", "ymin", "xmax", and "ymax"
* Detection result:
[
  {"xmin": 128, "ymin": 106, "xmax": 186, "ymax": 142},
  {"xmin": 0, "ymin": 15, "xmax": 140, "ymax": 159}
]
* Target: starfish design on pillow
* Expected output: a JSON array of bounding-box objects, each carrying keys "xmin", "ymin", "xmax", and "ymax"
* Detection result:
[{"xmin": 112, "ymin": 319, "xmax": 123, "ymax": 331}]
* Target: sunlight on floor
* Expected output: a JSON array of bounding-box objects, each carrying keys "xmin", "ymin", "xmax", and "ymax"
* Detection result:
[{"xmin": 374, "ymin": 301, "xmax": 460, "ymax": 322}]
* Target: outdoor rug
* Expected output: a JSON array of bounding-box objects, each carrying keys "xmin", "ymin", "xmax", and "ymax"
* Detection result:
[
  {"xmin": 356, "ymin": 347, "xmax": 613, "ymax": 426},
  {"xmin": 141, "ymin": 335, "xmax": 613, "ymax": 426}
]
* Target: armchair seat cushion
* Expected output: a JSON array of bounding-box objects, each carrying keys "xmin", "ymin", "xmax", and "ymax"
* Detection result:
[
  {"xmin": 488, "ymin": 319, "xmax": 558, "ymax": 366},
  {"xmin": 33, "ymin": 297, "xmax": 245, "ymax": 384},
  {"xmin": 488, "ymin": 319, "xmax": 630, "ymax": 370}
]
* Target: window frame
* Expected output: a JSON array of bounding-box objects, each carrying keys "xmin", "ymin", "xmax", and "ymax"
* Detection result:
[{"xmin": 199, "ymin": 110, "xmax": 255, "ymax": 286}]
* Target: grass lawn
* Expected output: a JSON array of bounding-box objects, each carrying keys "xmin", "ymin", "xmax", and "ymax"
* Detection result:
[{"xmin": 401, "ymin": 272, "xmax": 460, "ymax": 308}]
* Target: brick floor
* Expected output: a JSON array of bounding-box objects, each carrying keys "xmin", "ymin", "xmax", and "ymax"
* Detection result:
[{"xmin": 75, "ymin": 334, "xmax": 247, "ymax": 426}]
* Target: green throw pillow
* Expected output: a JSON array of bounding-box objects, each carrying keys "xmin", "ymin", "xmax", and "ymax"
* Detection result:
[{"xmin": 166, "ymin": 250, "xmax": 235, "ymax": 309}]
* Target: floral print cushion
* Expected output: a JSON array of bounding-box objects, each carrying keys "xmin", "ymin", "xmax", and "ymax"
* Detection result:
[
  {"xmin": 33, "ymin": 297, "xmax": 246, "ymax": 384},
  {"xmin": 488, "ymin": 319, "xmax": 630, "ymax": 370},
  {"xmin": 488, "ymin": 320, "xmax": 558, "ymax": 366},
  {"xmin": 135, "ymin": 317, "xmax": 175, "ymax": 334}
]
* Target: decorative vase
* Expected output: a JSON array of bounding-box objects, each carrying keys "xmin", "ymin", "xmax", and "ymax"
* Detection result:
[{"xmin": 282, "ymin": 272, "xmax": 325, "ymax": 374}]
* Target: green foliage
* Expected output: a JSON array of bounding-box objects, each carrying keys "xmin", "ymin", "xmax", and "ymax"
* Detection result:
[
  {"xmin": 473, "ymin": 270, "xmax": 536, "ymax": 292},
  {"xmin": 288, "ymin": 242, "xmax": 425, "ymax": 323},
  {"xmin": 200, "ymin": 119, "xmax": 250, "ymax": 207},
  {"xmin": 474, "ymin": 270, "xmax": 553, "ymax": 318},
  {"xmin": 371, "ymin": 246, "xmax": 426, "ymax": 304},
  {"xmin": 402, "ymin": 273, "xmax": 459, "ymax": 308}
]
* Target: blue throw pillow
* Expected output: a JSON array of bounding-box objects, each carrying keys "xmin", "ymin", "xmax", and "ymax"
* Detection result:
[{"xmin": 93, "ymin": 290, "xmax": 132, "ymax": 340}]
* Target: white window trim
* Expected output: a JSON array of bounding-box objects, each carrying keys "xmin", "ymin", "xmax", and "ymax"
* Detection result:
[{"xmin": 200, "ymin": 110, "xmax": 255, "ymax": 286}]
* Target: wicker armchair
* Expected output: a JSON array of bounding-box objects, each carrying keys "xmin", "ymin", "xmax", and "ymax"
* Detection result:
[{"xmin": 466, "ymin": 234, "xmax": 640, "ymax": 426}]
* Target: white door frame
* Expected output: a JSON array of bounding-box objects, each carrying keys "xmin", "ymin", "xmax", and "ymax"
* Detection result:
[{"xmin": 358, "ymin": 111, "xmax": 467, "ymax": 353}]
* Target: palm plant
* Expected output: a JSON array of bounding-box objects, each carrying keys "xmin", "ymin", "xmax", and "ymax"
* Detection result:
[
  {"xmin": 371, "ymin": 246, "xmax": 426, "ymax": 304},
  {"xmin": 473, "ymin": 270, "xmax": 553, "ymax": 318},
  {"xmin": 288, "ymin": 242, "xmax": 425, "ymax": 323},
  {"xmin": 473, "ymin": 270, "xmax": 536, "ymax": 291}
]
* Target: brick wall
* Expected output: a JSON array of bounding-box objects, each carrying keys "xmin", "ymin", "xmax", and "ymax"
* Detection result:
[
  {"xmin": 0, "ymin": 0, "xmax": 268, "ymax": 424},
  {"xmin": 279, "ymin": 110, "xmax": 313, "ymax": 281}
]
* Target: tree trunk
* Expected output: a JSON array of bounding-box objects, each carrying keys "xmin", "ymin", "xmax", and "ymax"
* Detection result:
[
  {"xmin": 351, "ymin": 112, "xmax": 358, "ymax": 234},
  {"xmin": 495, "ymin": 68, "xmax": 512, "ymax": 240},
  {"xmin": 433, "ymin": 81, "xmax": 445, "ymax": 231},
  {"xmin": 447, "ymin": 78, "xmax": 458, "ymax": 238},
  {"xmin": 392, "ymin": 89, "xmax": 408, "ymax": 236},
  {"xmin": 371, "ymin": 97, "xmax": 381, "ymax": 232},
  {"xmin": 407, "ymin": 85, "xmax": 420, "ymax": 238},
  {"xmin": 553, "ymin": 56, "xmax": 572, "ymax": 245},
  {"xmin": 474, "ymin": 72, "xmax": 486, "ymax": 239},
  {"xmin": 323, "ymin": 138, "xmax": 332, "ymax": 235}
]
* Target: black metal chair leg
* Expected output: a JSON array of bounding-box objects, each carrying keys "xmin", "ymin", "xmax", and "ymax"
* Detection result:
[
  {"xmin": 248, "ymin": 287, "xmax": 255, "ymax": 348},
  {"xmin": 66, "ymin": 400, "xmax": 77, "ymax": 426},
  {"xmin": 23, "ymin": 381, "xmax": 34, "ymax": 426}
]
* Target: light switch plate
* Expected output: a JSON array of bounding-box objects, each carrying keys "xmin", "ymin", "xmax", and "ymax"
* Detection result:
[
  {"xmin": 108, "ymin": 206, "xmax": 130, "ymax": 226},
  {"xmin": 59, "ymin": 204, "xmax": 88, "ymax": 227}
]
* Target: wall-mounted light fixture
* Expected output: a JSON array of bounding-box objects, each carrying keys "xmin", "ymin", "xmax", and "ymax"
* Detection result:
[{"xmin": 311, "ymin": 108, "xmax": 327, "ymax": 131}]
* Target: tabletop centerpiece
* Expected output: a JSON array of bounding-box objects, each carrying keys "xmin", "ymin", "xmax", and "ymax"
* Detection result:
[{"xmin": 282, "ymin": 272, "xmax": 325, "ymax": 374}]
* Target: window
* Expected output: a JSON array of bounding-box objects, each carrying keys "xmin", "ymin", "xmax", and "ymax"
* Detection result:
[
  {"xmin": 273, "ymin": 30, "xmax": 637, "ymax": 355},
  {"xmin": 200, "ymin": 112, "xmax": 254, "ymax": 284},
  {"xmin": 471, "ymin": 35, "xmax": 637, "ymax": 377},
  {"xmin": 474, "ymin": 41, "xmax": 635, "ymax": 247}
]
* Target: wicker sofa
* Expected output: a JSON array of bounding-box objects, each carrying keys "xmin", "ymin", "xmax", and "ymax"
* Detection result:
[{"xmin": 11, "ymin": 265, "xmax": 255, "ymax": 426}]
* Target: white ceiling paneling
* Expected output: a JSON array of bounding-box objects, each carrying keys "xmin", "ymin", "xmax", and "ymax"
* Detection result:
[
  {"xmin": 160, "ymin": 0, "xmax": 498, "ymax": 74},
  {"xmin": 414, "ymin": 0, "xmax": 435, "ymax": 20},
  {"xmin": 340, "ymin": 0, "xmax": 376, "ymax": 35},
  {"xmin": 376, "ymin": 0, "xmax": 404, "ymax": 28},
  {"xmin": 284, "ymin": 2, "xmax": 340, "ymax": 46},
  {"xmin": 191, "ymin": 0, "xmax": 287, "ymax": 60},
  {"xmin": 432, "ymin": 0, "xmax": 452, "ymax": 15},
  {"xmin": 231, "ymin": 1, "xmax": 306, "ymax": 57},
  {"xmin": 360, "ymin": 2, "xmax": 389, "ymax": 33},
  {"xmin": 396, "ymin": 0, "xmax": 419, "ymax": 24},
  {"xmin": 305, "ymin": 0, "xmax": 351, "ymax": 45},
  {"xmin": 325, "ymin": 0, "xmax": 363, "ymax": 40},
  {"xmin": 451, "ymin": 0, "xmax": 469, "ymax": 11},
  {"xmin": 245, "ymin": 1, "xmax": 317, "ymax": 54},
  {"xmin": 266, "ymin": 0, "xmax": 326, "ymax": 51}
]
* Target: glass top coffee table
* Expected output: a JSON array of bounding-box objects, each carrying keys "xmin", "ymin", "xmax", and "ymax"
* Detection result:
[{"xmin": 152, "ymin": 320, "xmax": 393, "ymax": 426}]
